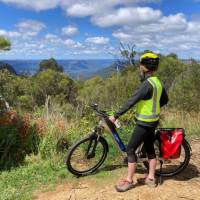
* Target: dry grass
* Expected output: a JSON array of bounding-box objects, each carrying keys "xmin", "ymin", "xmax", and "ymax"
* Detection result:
[{"xmin": 160, "ymin": 110, "xmax": 200, "ymax": 139}]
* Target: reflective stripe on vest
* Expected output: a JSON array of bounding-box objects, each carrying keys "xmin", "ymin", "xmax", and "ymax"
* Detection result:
[
  {"xmin": 148, "ymin": 78, "xmax": 157, "ymax": 114},
  {"xmin": 135, "ymin": 113, "xmax": 159, "ymax": 119},
  {"xmin": 135, "ymin": 77, "xmax": 162, "ymax": 122}
]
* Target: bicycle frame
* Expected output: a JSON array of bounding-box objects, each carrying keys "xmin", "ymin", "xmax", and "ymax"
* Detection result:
[
  {"xmin": 102, "ymin": 117, "xmax": 126, "ymax": 152},
  {"xmin": 91, "ymin": 104, "xmax": 190, "ymax": 157},
  {"xmin": 102, "ymin": 119, "xmax": 192, "ymax": 158},
  {"xmin": 66, "ymin": 104, "xmax": 191, "ymax": 177}
]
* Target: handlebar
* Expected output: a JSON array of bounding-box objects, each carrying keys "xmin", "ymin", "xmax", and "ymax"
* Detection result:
[
  {"xmin": 91, "ymin": 103, "xmax": 117, "ymax": 132},
  {"xmin": 90, "ymin": 103, "xmax": 108, "ymax": 118}
]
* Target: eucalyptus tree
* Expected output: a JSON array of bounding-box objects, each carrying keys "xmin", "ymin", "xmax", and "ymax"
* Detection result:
[{"xmin": 0, "ymin": 36, "xmax": 11, "ymax": 51}]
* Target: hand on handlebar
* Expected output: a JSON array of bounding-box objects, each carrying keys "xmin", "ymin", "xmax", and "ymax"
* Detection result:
[
  {"xmin": 109, "ymin": 116, "xmax": 116, "ymax": 123},
  {"xmin": 109, "ymin": 116, "xmax": 121, "ymax": 128}
]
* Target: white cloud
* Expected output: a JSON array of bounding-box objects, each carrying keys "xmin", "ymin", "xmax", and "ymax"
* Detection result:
[
  {"xmin": 0, "ymin": 0, "xmax": 60, "ymax": 11},
  {"xmin": 92, "ymin": 7, "xmax": 161, "ymax": 27},
  {"xmin": 0, "ymin": 0, "xmax": 161, "ymax": 12},
  {"xmin": 62, "ymin": 25, "xmax": 79, "ymax": 36},
  {"xmin": 45, "ymin": 34, "xmax": 58, "ymax": 40},
  {"xmin": 14, "ymin": 20, "xmax": 46, "ymax": 40},
  {"xmin": 0, "ymin": 29, "xmax": 21, "ymax": 38},
  {"xmin": 8, "ymin": 31, "xmax": 21, "ymax": 38},
  {"xmin": 159, "ymin": 13, "xmax": 187, "ymax": 32},
  {"xmin": 0, "ymin": 30, "xmax": 7, "ymax": 36},
  {"xmin": 112, "ymin": 12, "xmax": 200, "ymax": 56},
  {"xmin": 45, "ymin": 34, "xmax": 62, "ymax": 44},
  {"xmin": 65, "ymin": 0, "xmax": 160, "ymax": 17},
  {"xmin": 112, "ymin": 32, "xmax": 133, "ymax": 41},
  {"xmin": 64, "ymin": 39, "xmax": 83, "ymax": 48},
  {"xmin": 66, "ymin": 3, "xmax": 98, "ymax": 17},
  {"xmin": 16, "ymin": 19, "xmax": 46, "ymax": 33},
  {"xmin": 86, "ymin": 37, "xmax": 110, "ymax": 45},
  {"xmin": 1, "ymin": 0, "xmax": 200, "ymax": 58}
]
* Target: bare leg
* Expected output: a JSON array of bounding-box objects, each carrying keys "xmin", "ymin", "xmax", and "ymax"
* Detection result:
[
  {"xmin": 126, "ymin": 162, "xmax": 137, "ymax": 182},
  {"xmin": 148, "ymin": 158, "xmax": 157, "ymax": 179}
]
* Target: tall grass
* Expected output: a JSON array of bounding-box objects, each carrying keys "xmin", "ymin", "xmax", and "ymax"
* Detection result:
[
  {"xmin": 160, "ymin": 110, "xmax": 200, "ymax": 139},
  {"xmin": 0, "ymin": 110, "xmax": 200, "ymax": 200}
]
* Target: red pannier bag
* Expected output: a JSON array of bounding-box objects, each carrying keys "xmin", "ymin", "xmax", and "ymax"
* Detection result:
[{"xmin": 159, "ymin": 129, "xmax": 183, "ymax": 159}]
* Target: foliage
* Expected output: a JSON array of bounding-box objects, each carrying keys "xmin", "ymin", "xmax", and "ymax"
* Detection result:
[
  {"xmin": 0, "ymin": 159, "xmax": 70, "ymax": 200},
  {"xmin": 166, "ymin": 53, "xmax": 178, "ymax": 59},
  {"xmin": 0, "ymin": 70, "xmax": 20, "ymax": 105},
  {"xmin": 0, "ymin": 53, "xmax": 200, "ymax": 199},
  {"xmin": 0, "ymin": 112, "xmax": 39, "ymax": 170},
  {"xmin": 31, "ymin": 70, "xmax": 77, "ymax": 106},
  {"xmin": 1, "ymin": 54, "xmax": 199, "ymax": 118},
  {"xmin": 0, "ymin": 69, "xmax": 77, "ymax": 112},
  {"xmin": 169, "ymin": 60, "xmax": 200, "ymax": 111},
  {"xmin": 77, "ymin": 69, "xmax": 139, "ymax": 117},
  {"xmin": 0, "ymin": 54, "xmax": 200, "ymax": 171},
  {"xmin": 0, "ymin": 36, "xmax": 11, "ymax": 51},
  {"xmin": 0, "ymin": 62, "xmax": 17, "ymax": 75},
  {"xmin": 156, "ymin": 56, "xmax": 187, "ymax": 90},
  {"xmin": 39, "ymin": 58, "xmax": 63, "ymax": 72}
]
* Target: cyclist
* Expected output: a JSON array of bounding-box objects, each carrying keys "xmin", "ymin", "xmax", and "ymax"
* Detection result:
[{"xmin": 109, "ymin": 52, "xmax": 168, "ymax": 192}]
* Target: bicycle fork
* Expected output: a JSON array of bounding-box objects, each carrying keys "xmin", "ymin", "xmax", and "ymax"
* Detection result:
[
  {"xmin": 85, "ymin": 131, "xmax": 100, "ymax": 159},
  {"xmin": 86, "ymin": 138, "xmax": 98, "ymax": 159}
]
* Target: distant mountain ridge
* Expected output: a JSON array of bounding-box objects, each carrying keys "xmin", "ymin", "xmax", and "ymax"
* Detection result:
[
  {"xmin": 0, "ymin": 59, "xmax": 115, "ymax": 78},
  {"xmin": 89, "ymin": 60, "xmax": 129, "ymax": 79},
  {"xmin": 1, "ymin": 58, "xmax": 195, "ymax": 80},
  {"xmin": 0, "ymin": 62, "xmax": 17, "ymax": 75}
]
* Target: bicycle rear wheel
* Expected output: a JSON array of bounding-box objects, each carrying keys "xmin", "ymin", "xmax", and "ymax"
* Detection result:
[
  {"xmin": 143, "ymin": 139, "xmax": 191, "ymax": 177},
  {"xmin": 66, "ymin": 134, "xmax": 108, "ymax": 176}
]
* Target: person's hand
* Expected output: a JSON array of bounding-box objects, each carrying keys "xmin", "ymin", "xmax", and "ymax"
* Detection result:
[{"xmin": 109, "ymin": 116, "xmax": 116, "ymax": 123}]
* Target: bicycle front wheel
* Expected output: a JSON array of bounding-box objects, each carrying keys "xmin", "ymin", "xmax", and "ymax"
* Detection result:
[
  {"xmin": 143, "ymin": 139, "xmax": 191, "ymax": 177},
  {"xmin": 66, "ymin": 135, "xmax": 108, "ymax": 176}
]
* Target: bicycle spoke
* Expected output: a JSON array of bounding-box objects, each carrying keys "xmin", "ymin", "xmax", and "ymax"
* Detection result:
[{"xmin": 69, "ymin": 138, "xmax": 105, "ymax": 172}]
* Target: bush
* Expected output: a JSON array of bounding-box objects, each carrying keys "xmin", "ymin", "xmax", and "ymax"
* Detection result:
[
  {"xmin": 169, "ymin": 61, "xmax": 200, "ymax": 111},
  {"xmin": 0, "ymin": 112, "xmax": 39, "ymax": 170}
]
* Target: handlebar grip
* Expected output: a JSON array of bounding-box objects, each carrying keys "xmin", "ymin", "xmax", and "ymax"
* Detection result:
[{"xmin": 90, "ymin": 103, "xmax": 98, "ymax": 109}]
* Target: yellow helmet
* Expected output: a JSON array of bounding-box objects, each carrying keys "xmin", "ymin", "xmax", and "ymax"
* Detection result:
[{"xmin": 140, "ymin": 52, "xmax": 159, "ymax": 71}]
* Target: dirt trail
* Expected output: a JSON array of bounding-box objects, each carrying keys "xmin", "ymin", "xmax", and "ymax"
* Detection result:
[{"xmin": 35, "ymin": 140, "xmax": 200, "ymax": 200}]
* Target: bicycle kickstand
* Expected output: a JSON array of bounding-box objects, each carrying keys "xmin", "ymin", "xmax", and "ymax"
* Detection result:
[{"xmin": 159, "ymin": 160, "xmax": 163, "ymax": 185}]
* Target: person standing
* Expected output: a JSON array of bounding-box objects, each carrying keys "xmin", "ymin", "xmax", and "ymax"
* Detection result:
[{"xmin": 109, "ymin": 52, "xmax": 168, "ymax": 192}]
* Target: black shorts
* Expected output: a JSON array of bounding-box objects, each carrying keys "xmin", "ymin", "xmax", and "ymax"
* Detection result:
[{"xmin": 126, "ymin": 124, "xmax": 156, "ymax": 163}]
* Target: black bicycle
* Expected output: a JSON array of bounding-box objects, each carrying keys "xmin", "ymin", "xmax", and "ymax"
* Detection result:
[{"xmin": 66, "ymin": 104, "xmax": 191, "ymax": 177}]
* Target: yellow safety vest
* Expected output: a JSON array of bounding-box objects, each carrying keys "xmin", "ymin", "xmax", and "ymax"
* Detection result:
[{"xmin": 135, "ymin": 77, "xmax": 162, "ymax": 122}]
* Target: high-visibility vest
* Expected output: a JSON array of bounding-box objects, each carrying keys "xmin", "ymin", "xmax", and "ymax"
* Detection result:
[{"xmin": 135, "ymin": 76, "xmax": 162, "ymax": 122}]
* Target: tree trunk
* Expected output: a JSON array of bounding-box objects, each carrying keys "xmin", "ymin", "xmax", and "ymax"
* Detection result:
[{"xmin": 0, "ymin": 95, "xmax": 10, "ymax": 111}]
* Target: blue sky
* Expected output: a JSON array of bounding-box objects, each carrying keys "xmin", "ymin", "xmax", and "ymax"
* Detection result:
[{"xmin": 0, "ymin": 0, "xmax": 200, "ymax": 59}]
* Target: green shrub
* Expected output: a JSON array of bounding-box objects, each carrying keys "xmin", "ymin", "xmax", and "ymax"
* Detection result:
[{"xmin": 0, "ymin": 113, "xmax": 39, "ymax": 170}]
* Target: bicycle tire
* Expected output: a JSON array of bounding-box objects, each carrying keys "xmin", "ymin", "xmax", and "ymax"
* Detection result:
[
  {"xmin": 66, "ymin": 134, "xmax": 108, "ymax": 176},
  {"xmin": 143, "ymin": 138, "xmax": 191, "ymax": 177}
]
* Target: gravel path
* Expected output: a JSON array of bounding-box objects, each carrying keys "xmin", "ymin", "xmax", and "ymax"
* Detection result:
[{"xmin": 35, "ymin": 140, "xmax": 200, "ymax": 200}]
